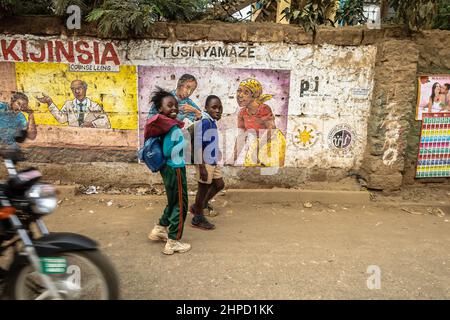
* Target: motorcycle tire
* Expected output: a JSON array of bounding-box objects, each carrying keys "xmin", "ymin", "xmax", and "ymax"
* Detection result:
[{"xmin": 4, "ymin": 250, "xmax": 120, "ymax": 300}]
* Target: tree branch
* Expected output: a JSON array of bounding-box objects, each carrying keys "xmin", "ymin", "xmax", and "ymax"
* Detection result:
[{"xmin": 201, "ymin": 0, "xmax": 257, "ymax": 20}]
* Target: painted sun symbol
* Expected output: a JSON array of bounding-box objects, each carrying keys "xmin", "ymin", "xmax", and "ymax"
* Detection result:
[{"xmin": 296, "ymin": 126, "xmax": 315, "ymax": 146}]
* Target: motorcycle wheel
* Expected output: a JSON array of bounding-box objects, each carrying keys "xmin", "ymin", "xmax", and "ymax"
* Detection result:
[{"xmin": 5, "ymin": 250, "xmax": 119, "ymax": 300}]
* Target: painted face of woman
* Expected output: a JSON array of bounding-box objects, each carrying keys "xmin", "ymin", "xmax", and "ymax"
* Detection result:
[
  {"xmin": 237, "ymin": 86, "xmax": 253, "ymax": 108},
  {"xmin": 177, "ymin": 80, "xmax": 197, "ymax": 100}
]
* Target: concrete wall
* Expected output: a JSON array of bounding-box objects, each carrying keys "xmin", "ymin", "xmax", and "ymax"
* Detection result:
[
  {"xmin": 0, "ymin": 18, "xmax": 449, "ymax": 190},
  {"xmin": 359, "ymin": 38, "xmax": 419, "ymax": 189}
]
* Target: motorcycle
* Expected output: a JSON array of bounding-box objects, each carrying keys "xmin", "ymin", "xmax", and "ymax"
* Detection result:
[{"xmin": 0, "ymin": 131, "xmax": 119, "ymax": 300}]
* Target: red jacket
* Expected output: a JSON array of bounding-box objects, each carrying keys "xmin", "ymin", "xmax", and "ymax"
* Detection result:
[{"xmin": 144, "ymin": 114, "xmax": 185, "ymax": 140}]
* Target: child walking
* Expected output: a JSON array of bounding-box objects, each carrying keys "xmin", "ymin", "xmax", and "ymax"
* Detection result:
[
  {"xmin": 190, "ymin": 95, "xmax": 225, "ymax": 230},
  {"xmin": 147, "ymin": 88, "xmax": 191, "ymax": 255}
]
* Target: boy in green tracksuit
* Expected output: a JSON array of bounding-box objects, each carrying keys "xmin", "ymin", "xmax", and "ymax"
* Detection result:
[{"xmin": 147, "ymin": 88, "xmax": 190, "ymax": 255}]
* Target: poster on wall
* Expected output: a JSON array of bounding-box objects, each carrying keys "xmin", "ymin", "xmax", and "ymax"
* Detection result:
[
  {"xmin": 416, "ymin": 112, "xmax": 450, "ymax": 178},
  {"xmin": 416, "ymin": 75, "xmax": 450, "ymax": 120}
]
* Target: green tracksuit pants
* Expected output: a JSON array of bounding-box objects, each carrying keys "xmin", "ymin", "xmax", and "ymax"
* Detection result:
[{"xmin": 159, "ymin": 165, "xmax": 188, "ymax": 240}]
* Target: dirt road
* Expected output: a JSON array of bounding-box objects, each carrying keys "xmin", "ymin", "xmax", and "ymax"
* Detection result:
[{"xmin": 28, "ymin": 187, "xmax": 450, "ymax": 300}]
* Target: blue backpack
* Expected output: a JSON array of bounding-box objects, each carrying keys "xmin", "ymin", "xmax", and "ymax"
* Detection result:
[{"xmin": 138, "ymin": 137, "xmax": 165, "ymax": 172}]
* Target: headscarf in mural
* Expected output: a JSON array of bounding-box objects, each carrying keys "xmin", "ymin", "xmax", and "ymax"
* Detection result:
[
  {"xmin": 236, "ymin": 78, "xmax": 286, "ymax": 167},
  {"xmin": 238, "ymin": 78, "xmax": 273, "ymax": 104}
]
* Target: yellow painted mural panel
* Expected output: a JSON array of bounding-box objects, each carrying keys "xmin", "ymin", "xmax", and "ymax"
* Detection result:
[{"xmin": 15, "ymin": 62, "xmax": 137, "ymax": 130}]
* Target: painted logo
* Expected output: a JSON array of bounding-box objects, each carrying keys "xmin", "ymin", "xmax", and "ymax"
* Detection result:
[
  {"xmin": 293, "ymin": 124, "xmax": 319, "ymax": 149},
  {"xmin": 328, "ymin": 124, "xmax": 354, "ymax": 151}
]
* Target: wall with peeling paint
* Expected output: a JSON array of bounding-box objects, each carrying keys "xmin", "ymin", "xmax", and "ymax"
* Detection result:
[
  {"xmin": 0, "ymin": 19, "xmax": 446, "ymax": 190},
  {"xmin": 0, "ymin": 35, "xmax": 376, "ymax": 173}
]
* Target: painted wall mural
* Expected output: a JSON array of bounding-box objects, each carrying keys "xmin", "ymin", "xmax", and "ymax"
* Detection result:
[
  {"xmin": 138, "ymin": 66, "xmax": 290, "ymax": 167},
  {"xmin": 0, "ymin": 35, "xmax": 377, "ymax": 170},
  {"xmin": 0, "ymin": 60, "xmax": 137, "ymax": 148}
]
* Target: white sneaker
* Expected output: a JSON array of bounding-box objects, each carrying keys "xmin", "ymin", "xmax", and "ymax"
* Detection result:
[
  {"xmin": 162, "ymin": 239, "xmax": 191, "ymax": 255},
  {"xmin": 148, "ymin": 224, "xmax": 168, "ymax": 241}
]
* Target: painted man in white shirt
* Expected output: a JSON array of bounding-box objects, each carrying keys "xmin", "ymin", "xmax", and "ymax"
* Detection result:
[{"xmin": 37, "ymin": 80, "xmax": 111, "ymax": 129}]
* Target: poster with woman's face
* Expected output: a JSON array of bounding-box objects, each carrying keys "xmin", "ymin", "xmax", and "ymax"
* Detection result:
[{"xmin": 416, "ymin": 75, "xmax": 450, "ymax": 120}]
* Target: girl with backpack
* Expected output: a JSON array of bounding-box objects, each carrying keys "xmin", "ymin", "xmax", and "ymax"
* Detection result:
[{"xmin": 146, "ymin": 87, "xmax": 191, "ymax": 255}]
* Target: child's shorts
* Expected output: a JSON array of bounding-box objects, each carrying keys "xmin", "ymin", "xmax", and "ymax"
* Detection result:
[{"xmin": 196, "ymin": 164, "xmax": 222, "ymax": 184}]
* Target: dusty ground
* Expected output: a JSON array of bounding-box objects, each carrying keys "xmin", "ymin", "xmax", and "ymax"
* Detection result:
[{"xmin": 12, "ymin": 185, "xmax": 446, "ymax": 300}]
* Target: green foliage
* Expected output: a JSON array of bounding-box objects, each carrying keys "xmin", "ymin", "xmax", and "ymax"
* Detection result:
[
  {"xmin": 387, "ymin": 0, "xmax": 449, "ymax": 30},
  {"xmin": 0, "ymin": 0, "xmax": 15, "ymax": 8},
  {"xmin": 336, "ymin": 0, "xmax": 367, "ymax": 26},
  {"xmin": 2, "ymin": 0, "xmax": 55, "ymax": 16},
  {"xmin": 282, "ymin": 0, "xmax": 338, "ymax": 32},
  {"xmin": 86, "ymin": 0, "xmax": 160, "ymax": 37},
  {"xmin": 282, "ymin": 0, "xmax": 367, "ymax": 32},
  {"xmin": 149, "ymin": 0, "xmax": 210, "ymax": 21},
  {"xmin": 434, "ymin": 0, "xmax": 450, "ymax": 30},
  {"xmin": 53, "ymin": 0, "xmax": 211, "ymax": 36},
  {"xmin": 0, "ymin": 0, "xmax": 15, "ymax": 17},
  {"xmin": 203, "ymin": 0, "xmax": 254, "ymax": 21},
  {"xmin": 52, "ymin": 0, "xmax": 95, "ymax": 15},
  {"xmin": 1, "ymin": 0, "xmax": 448, "ymax": 34},
  {"xmin": 15, "ymin": 0, "xmax": 54, "ymax": 15},
  {"xmin": 388, "ymin": 0, "xmax": 437, "ymax": 30},
  {"xmin": 0, "ymin": 0, "xmax": 15, "ymax": 7}
]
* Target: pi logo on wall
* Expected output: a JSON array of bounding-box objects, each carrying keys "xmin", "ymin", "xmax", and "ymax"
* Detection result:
[
  {"xmin": 293, "ymin": 124, "xmax": 320, "ymax": 149},
  {"xmin": 327, "ymin": 124, "xmax": 355, "ymax": 155}
]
